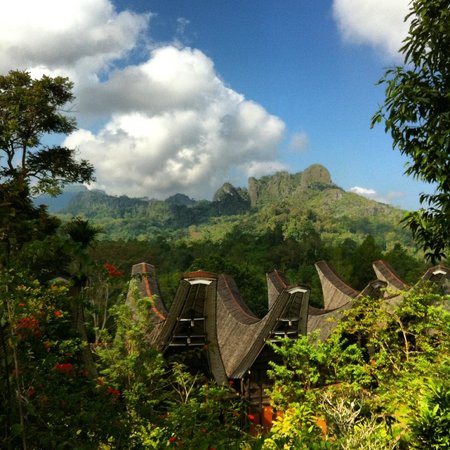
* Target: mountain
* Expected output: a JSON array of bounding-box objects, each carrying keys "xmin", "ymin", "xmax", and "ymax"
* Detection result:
[
  {"xmin": 34, "ymin": 184, "xmax": 88, "ymax": 213},
  {"xmin": 53, "ymin": 164, "xmax": 413, "ymax": 248},
  {"xmin": 248, "ymin": 164, "xmax": 333, "ymax": 207}
]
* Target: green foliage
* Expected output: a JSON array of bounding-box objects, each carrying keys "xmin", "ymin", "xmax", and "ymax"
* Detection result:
[
  {"xmin": 373, "ymin": 0, "xmax": 450, "ymax": 261},
  {"xmin": 260, "ymin": 403, "xmax": 327, "ymax": 450},
  {"xmin": 53, "ymin": 164, "xmax": 413, "ymax": 252},
  {"xmin": 410, "ymin": 380, "xmax": 450, "ymax": 449},
  {"xmin": 262, "ymin": 285, "xmax": 450, "ymax": 448},
  {"xmin": 0, "ymin": 272, "xmax": 119, "ymax": 448},
  {"xmin": 0, "ymin": 70, "xmax": 93, "ymax": 195},
  {"xmin": 95, "ymin": 280, "xmax": 250, "ymax": 449},
  {"xmin": 97, "ymin": 280, "xmax": 168, "ymax": 421}
]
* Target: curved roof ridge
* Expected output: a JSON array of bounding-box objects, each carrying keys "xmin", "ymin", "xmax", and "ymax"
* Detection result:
[
  {"xmin": 218, "ymin": 274, "xmax": 260, "ymax": 324},
  {"xmin": 372, "ymin": 260, "xmax": 409, "ymax": 290},
  {"xmin": 269, "ymin": 269, "xmax": 288, "ymax": 290},
  {"xmin": 315, "ymin": 260, "xmax": 359, "ymax": 310},
  {"xmin": 230, "ymin": 290, "xmax": 291, "ymax": 378},
  {"xmin": 267, "ymin": 269, "xmax": 290, "ymax": 309},
  {"xmin": 421, "ymin": 264, "xmax": 450, "ymax": 281},
  {"xmin": 230, "ymin": 287, "xmax": 310, "ymax": 378}
]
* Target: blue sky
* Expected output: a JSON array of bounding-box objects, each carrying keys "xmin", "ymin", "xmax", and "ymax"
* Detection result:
[{"xmin": 0, "ymin": 0, "xmax": 432, "ymax": 209}]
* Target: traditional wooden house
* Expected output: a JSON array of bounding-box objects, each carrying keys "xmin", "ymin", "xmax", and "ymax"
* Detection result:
[{"xmin": 127, "ymin": 259, "xmax": 450, "ymax": 428}]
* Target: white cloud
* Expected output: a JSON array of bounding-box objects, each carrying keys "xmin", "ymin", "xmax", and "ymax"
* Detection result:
[
  {"xmin": 66, "ymin": 46, "xmax": 285, "ymax": 199},
  {"xmin": 242, "ymin": 161, "xmax": 288, "ymax": 179},
  {"xmin": 332, "ymin": 0, "xmax": 411, "ymax": 60},
  {"xmin": 0, "ymin": 0, "xmax": 149, "ymax": 83},
  {"xmin": 350, "ymin": 186, "xmax": 405, "ymax": 204},
  {"xmin": 1, "ymin": 0, "xmax": 286, "ymax": 200},
  {"xmin": 350, "ymin": 186, "xmax": 377, "ymax": 197}
]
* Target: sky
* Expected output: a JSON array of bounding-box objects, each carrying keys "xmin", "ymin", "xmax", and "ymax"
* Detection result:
[{"xmin": 0, "ymin": 0, "xmax": 434, "ymax": 209}]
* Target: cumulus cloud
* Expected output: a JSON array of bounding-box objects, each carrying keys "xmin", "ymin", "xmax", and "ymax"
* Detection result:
[
  {"xmin": 332, "ymin": 0, "xmax": 411, "ymax": 60},
  {"xmin": 66, "ymin": 45, "xmax": 285, "ymax": 199},
  {"xmin": 350, "ymin": 186, "xmax": 404, "ymax": 204},
  {"xmin": 0, "ymin": 0, "xmax": 149, "ymax": 82},
  {"xmin": 1, "ymin": 0, "xmax": 286, "ymax": 199}
]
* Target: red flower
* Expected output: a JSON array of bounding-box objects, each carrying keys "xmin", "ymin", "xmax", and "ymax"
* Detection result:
[
  {"xmin": 18, "ymin": 303, "xmax": 26, "ymax": 307},
  {"xmin": 248, "ymin": 414, "xmax": 255, "ymax": 422},
  {"xmin": 15, "ymin": 316, "xmax": 41, "ymax": 337},
  {"xmin": 169, "ymin": 436, "xmax": 177, "ymax": 443},
  {"xmin": 228, "ymin": 379, "xmax": 234, "ymax": 385},
  {"xmin": 104, "ymin": 262, "xmax": 124, "ymax": 278},
  {"xmin": 107, "ymin": 386, "xmax": 121, "ymax": 396},
  {"xmin": 200, "ymin": 428, "xmax": 207, "ymax": 433},
  {"xmin": 55, "ymin": 363, "xmax": 73, "ymax": 375},
  {"xmin": 53, "ymin": 310, "xmax": 62, "ymax": 317},
  {"xmin": 16, "ymin": 316, "xmax": 39, "ymax": 330}
]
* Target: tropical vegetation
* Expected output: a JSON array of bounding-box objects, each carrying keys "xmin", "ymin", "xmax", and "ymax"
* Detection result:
[{"xmin": 2, "ymin": 0, "xmax": 450, "ymax": 447}]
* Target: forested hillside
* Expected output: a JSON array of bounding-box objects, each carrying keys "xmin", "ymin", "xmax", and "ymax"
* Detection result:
[
  {"xmin": 52, "ymin": 164, "xmax": 413, "ymax": 248},
  {"xmin": 41, "ymin": 164, "xmax": 425, "ymax": 311}
]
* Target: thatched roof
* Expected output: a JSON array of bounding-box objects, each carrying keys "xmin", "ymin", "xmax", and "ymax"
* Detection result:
[
  {"xmin": 315, "ymin": 260, "xmax": 358, "ymax": 310},
  {"xmin": 372, "ymin": 260, "xmax": 409, "ymax": 291},
  {"xmin": 128, "ymin": 260, "xmax": 450, "ymax": 383},
  {"xmin": 129, "ymin": 265, "xmax": 309, "ymax": 381},
  {"xmin": 216, "ymin": 275, "xmax": 309, "ymax": 378},
  {"xmin": 422, "ymin": 264, "xmax": 450, "ymax": 285}
]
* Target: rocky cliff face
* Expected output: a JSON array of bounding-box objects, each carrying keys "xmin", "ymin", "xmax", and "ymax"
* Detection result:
[
  {"xmin": 212, "ymin": 182, "xmax": 250, "ymax": 215},
  {"xmin": 299, "ymin": 164, "xmax": 332, "ymax": 188},
  {"xmin": 248, "ymin": 164, "xmax": 333, "ymax": 207}
]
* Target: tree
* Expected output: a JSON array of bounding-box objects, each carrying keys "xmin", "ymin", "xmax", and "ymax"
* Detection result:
[
  {"xmin": 0, "ymin": 70, "xmax": 95, "ymax": 267},
  {"xmin": 0, "ymin": 70, "xmax": 94, "ymax": 195},
  {"xmin": 0, "ymin": 72, "xmax": 97, "ymax": 447},
  {"xmin": 372, "ymin": 0, "xmax": 450, "ymax": 262}
]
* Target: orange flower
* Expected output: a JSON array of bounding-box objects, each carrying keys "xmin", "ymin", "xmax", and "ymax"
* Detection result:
[
  {"xmin": 315, "ymin": 417, "xmax": 327, "ymax": 435},
  {"xmin": 53, "ymin": 310, "xmax": 62, "ymax": 317}
]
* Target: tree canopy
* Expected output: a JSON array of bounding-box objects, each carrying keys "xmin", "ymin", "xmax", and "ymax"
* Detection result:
[
  {"xmin": 0, "ymin": 70, "xmax": 94, "ymax": 196},
  {"xmin": 373, "ymin": 0, "xmax": 450, "ymax": 261}
]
